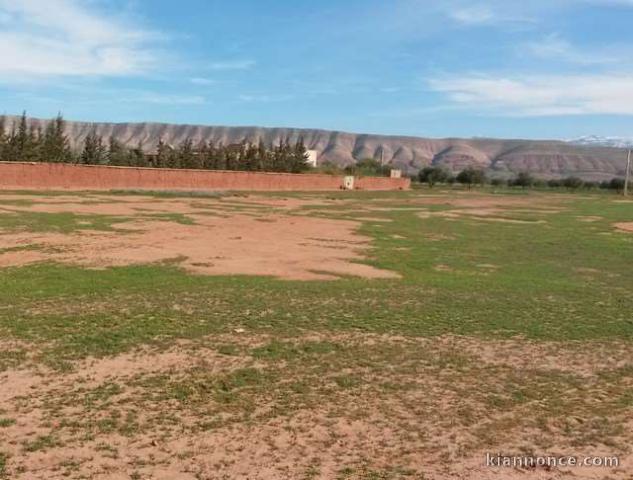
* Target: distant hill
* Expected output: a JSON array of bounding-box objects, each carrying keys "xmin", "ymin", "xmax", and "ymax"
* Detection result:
[{"xmin": 5, "ymin": 115, "xmax": 630, "ymax": 180}]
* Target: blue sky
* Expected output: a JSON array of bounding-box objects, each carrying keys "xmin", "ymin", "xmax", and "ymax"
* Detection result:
[{"xmin": 1, "ymin": 0, "xmax": 633, "ymax": 139}]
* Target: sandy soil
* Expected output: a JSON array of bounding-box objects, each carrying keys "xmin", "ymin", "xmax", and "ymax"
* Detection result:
[
  {"xmin": 1, "ymin": 335, "xmax": 631, "ymax": 479},
  {"xmin": 0, "ymin": 194, "xmax": 398, "ymax": 280},
  {"xmin": 1, "ymin": 192, "xmax": 631, "ymax": 479},
  {"xmin": 614, "ymin": 222, "xmax": 633, "ymax": 233}
]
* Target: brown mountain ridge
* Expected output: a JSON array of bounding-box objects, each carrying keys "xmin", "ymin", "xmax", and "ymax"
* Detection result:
[{"xmin": 6, "ymin": 116, "xmax": 630, "ymax": 180}]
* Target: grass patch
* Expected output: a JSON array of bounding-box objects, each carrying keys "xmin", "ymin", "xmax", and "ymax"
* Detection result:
[
  {"xmin": 0, "ymin": 452, "xmax": 7, "ymax": 479},
  {"xmin": 23, "ymin": 434, "xmax": 59, "ymax": 452},
  {"xmin": 0, "ymin": 419, "xmax": 15, "ymax": 428},
  {"xmin": 0, "ymin": 211, "xmax": 131, "ymax": 233},
  {"xmin": 0, "ymin": 190, "xmax": 630, "ymax": 366}
]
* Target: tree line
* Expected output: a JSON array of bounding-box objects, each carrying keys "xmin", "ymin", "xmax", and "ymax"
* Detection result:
[
  {"xmin": 0, "ymin": 112, "xmax": 311, "ymax": 174},
  {"xmin": 418, "ymin": 166, "xmax": 628, "ymax": 192}
]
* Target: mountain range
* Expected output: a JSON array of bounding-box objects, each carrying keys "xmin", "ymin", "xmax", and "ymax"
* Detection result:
[
  {"xmin": 7, "ymin": 116, "xmax": 631, "ymax": 180},
  {"xmin": 566, "ymin": 135, "xmax": 633, "ymax": 149}
]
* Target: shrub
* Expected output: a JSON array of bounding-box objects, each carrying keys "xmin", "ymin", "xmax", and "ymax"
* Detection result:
[
  {"xmin": 562, "ymin": 176, "xmax": 584, "ymax": 190},
  {"xmin": 490, "ymin": 178, "xmax": 506, "ymax": 186},
  {"xmin": 456, "ymin": 167, "xmax": 487, "ymax": 188},
  {"xmin": 418, "ymin": 166, "xmax": 451, "ymax": 187},
  {"xmin": 510, "ymin": 172, "xmax": 535, "ymax": 188}
]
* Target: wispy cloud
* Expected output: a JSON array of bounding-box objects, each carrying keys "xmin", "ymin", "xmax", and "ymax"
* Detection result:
[
  {"xmin": 448, "ymin": 5, "xmax": 496, "ymax": 25},
  {"xmin": 209, "ymin": 60, "xmax": 256, "ymax": 71},
  {"xmin": 238, "ymin": 94, "xmax": 294, "ymax": 103},
  {"xmin": 121, "ymin": 92, "xmax": 206, "ymax": 105},
  {"xmin": 0, "ymin": 0, "xmax": 162, "ymax": 79},
  {"xmin": 523, "ymin": 34, "xmax": 621, "ymax": 65},
  {"xmin": 190, "ymin": 77, "xmax": 216, "ymax": 86},
  {"xmin": 446, "ymin": 3, "xmax": 535, "ymax": 27},
  {"xmin": 428, "ymin": 73, "xmax": 633, "ymax": 116}
]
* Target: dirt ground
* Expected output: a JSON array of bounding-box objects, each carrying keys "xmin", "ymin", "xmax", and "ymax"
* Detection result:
[
  {"xmin": 1, "ymin": 191, "xmax": 631, "ymax": 479},
  {"xmin": 0, "ymin": 334, "xmax": 631, "ymax": 480},
  {"xmin": 0, "ymin": 193, "xmax": 398, "ymax": 280},
  {"xmin": 614, "ymin": 222, "xmax": 633, "ymax": 233}
]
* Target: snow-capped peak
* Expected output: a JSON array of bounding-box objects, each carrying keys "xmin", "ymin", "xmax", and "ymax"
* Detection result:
[{"xmin": 567, "ymin": 135, "xmax": 633, "ymax": 148}]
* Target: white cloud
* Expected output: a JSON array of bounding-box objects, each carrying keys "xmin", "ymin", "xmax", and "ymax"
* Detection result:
[
  {"xmin": 209, "ymin": 60, "xmax": 256, "ymax": 71},
  {"xmin": 190, "ymin": 77, "xmax": 216, "ymax": 86},
  {"xmin": 524, "ymin": 34, "xmax": 620, "ymax": 65},
  {"xmin": 121, "ymin": 92, "xmax": 205, "ymax": 105},
  {"xmin": 238, "ymin": 94, "xmax": 293, "ymax": 103},
  {"xmin": 446, "ymin": 3, "xmax": 535, "ymax": 27},
  {"xmin": 449, "ymin": 5, "xmax": 496, "ymax": 25},
  {"xmin": 0, "ymin": 0, "xmax": 161, "ymax": 78},
  {"xmin": 428, "ymin": 74, "xmax": 633, "ymax": 116}
]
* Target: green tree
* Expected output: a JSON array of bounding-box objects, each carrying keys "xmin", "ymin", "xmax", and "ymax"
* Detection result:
[
  {"xmin": 130, "ymin": 142, "xmax": 147, "ymax": 167},
  {"xmin": 606, "ymin": 178, "xmax": 625, "ymax": 191},
  {"xmin": 562, "ymin": 176, "xmax": 584, "ymax": 190},
  {"xmin": 289, "ymin": 137, "xmax": 309, "ymax": 173},
  {"xmin": 9, "ymin": 111, "xmax": 38, "ymax": 161},
  {"xmin": 177, "ymin": 138, "xmax": 196, "ymax": 169},
  {"xmin": 456, "ymin": 167, "xmax": 486, "ymax": 189},
  {"xmin": 346, "ymin": 158, "xmax": 390, "ymax": 177},
  {"xmin": 153, "ymin": 139, "xmax": 172, "ymax": 168},
  {"xmin": 419, "ymin": 166, "xmax": 450, "ymax": 188},
  {"xmin": 80, "ymin": 129, "xmax": 106, "ymax": 165},
  {"xmin": 108, "ymin": 137, "xmax": 131, "ymax": 166},
  {"xmin": 511, "ymin": 171, "xmax": 535, "ymax": 188},
  {"xmin": 0, "ymin": 116, "xmax": 6, "ymax": 161},
  {"xmin": 42, "ymin": 114, "xmax": 73, "ymax": 163}
]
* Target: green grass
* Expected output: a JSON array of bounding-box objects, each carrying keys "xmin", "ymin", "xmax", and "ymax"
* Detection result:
[
  {"xmin": 0, "ymin": 191, "xmax": 631, "ymax": 368},
  {"xmin": 0, "ymin": 211, "xmax": 131, "ymax": 233},
  {"xmin": 0, "ymin": 452, "xmax": 7, "ymax": 479},
  {"xmin": 1, "ymin": 188, "xmax": 631, "ymax": 478},
  {"xmin": 22, "ymin": 434, "xmax": 59, "ymax": 452},
  {"xmin": 0, "ymin": 419, "xmax": 15, "ymax": 428}
]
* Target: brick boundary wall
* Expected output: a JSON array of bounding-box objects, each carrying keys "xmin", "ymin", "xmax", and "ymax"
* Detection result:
[{"xmin": 0, "ymin": 162, "xmax": 410, "ymax": 192}]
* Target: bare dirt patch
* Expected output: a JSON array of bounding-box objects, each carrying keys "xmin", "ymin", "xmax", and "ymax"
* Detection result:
[
  {"xmin": 0, "ymin": 194, "xmax": 397, "ymax": 280},
  {"xmin": 614, "ymin": 222, "xmax": 633, "ymax": 233},
  {"xmin": 1, "ymin": 334, "xmax": 631, "ymax": 479}
]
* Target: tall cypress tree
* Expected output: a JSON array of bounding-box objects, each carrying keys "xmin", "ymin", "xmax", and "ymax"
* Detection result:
[
  {"xmin": 107, "ymin": 136, "xmax": 129, "ymax": 166},
  {"xmin": 43, "ymin": 114, "xmax": 73, "ymax": 163},
  {"xmin": 10, "ymin": 111, "xmax": 33, "ymax": 161},
  {"xmin": 80, "ymin": 129, "xmax": 106, "ymax": 165},
  {"xmin": 0, "ymin": 116, "xmax": 6, "ymax": 162},
  {"xmin": 290, "ymin": 137, "xmax": 309, "ymax": 173},
  {"xmin": 130, "ymin": 141, "xmax": 147, "ymax": 167},
  {"xmin": 179, "ymin": 138, "xmax": 196, "ymax": 169},
  {"xmin": 155, "ymin": 138, "xmax": 170, "ymax": 168}
]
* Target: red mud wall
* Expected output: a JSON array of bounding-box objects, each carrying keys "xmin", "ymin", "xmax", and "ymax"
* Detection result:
[
  {"xmin": 355, "ymin": 176, "xmax": 411, "ymax": 191},
  {"xmin": 0, "ymin": 162, "xmax": 410, "ymax": 192}
]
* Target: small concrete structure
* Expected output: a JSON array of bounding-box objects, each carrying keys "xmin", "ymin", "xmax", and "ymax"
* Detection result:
[
  {"xmin": 343, "ymin": 176, "xmax": 355, "ymax": 190},
  {"xmin": 390, "ymin": 169, "xmax": 402, "ymax": 178},
  {"xmin": 306, "ymin": 150, "xmax": 318, "ymax": 168}
]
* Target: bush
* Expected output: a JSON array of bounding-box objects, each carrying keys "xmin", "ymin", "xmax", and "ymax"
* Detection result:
[
  {"xmin": 314, "ymin": 160, "xmax": 343, "ymax": 175},
  {"xmin": 418, "ymin": 166, "xmax": 451, "ymax": 187},
  {"xmin": 345, "ymin": 158, "xmax": 391, "ymax": 177},
  {"xmin": 562, "ymin": 176, "xmax": 584, "ymax": 190},
  {"xmin": 456, "ymin": 167, "xmax": 486, "ymax": 188},
  {"xmin": 490, "ymin": 178, "xmax": 506, "ymax": 187},
  {"xmin": 601, "ymin": 178, "xmax": 625, "ymax": 191},
  {"xmin": 510, "ymin": 172, "xmax": 535, "ymax": 188}
]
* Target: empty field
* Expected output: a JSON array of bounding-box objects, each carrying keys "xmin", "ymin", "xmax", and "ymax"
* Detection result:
[{"xmin": 0, "ymin": 189, "xmax": 632, "ymax": 479}]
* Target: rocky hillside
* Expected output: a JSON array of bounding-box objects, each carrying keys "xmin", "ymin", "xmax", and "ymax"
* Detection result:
[{"xmin": 9, "ymin": 116, "xmax": 630, "ymax": 180}]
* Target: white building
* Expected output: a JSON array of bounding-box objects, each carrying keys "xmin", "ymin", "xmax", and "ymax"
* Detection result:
[{"xmin": 306, "ymin": 150, "xmax": 318, "ymax": 168}]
